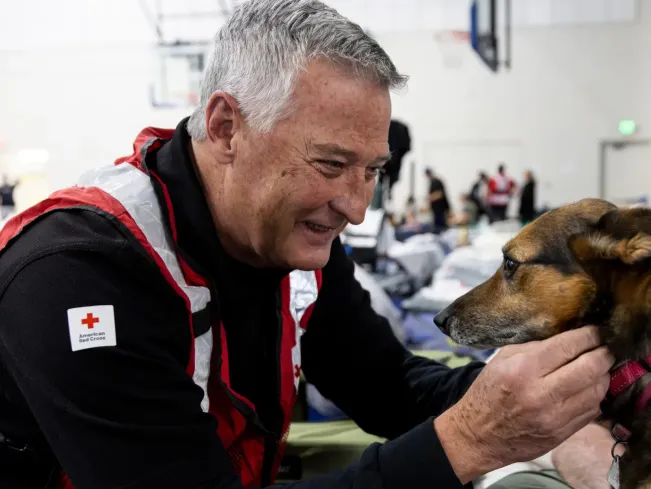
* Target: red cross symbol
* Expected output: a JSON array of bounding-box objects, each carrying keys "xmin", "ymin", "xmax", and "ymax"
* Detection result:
[
  {"xmin": 294, "ymin": 365, "xmax": 301, "ymax": 379},
  {"xmin": 81, "ymin": 313, "xmax": 100, "ymax": 329}
]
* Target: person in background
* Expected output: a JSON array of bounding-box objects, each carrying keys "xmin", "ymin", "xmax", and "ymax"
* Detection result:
[
  {"xmin": 395, "ymin": 196, "xmax": 425, "ymax": 241},
  {"xmin": 519, "ymin": 170, "xmax": 537, "ymax": 225},
  {"xmin": 0, "ymin": 175, "xmax": 17, "ymax": 219},
  {"xmin": 402, "ymin": 196, "xmax": 419, "ymax": 226},
  {"xmin": 425, "ymin": 168, "xmax": 450, "ymax": 232},
  {"xmin": 468, "ymin": 171, "xmax": 489, "ymax": 221},
  {"xmin": 448, "ymin": 194, "xmax": 478, "ymax": 227},
  {"xmin": 384, "ymin": 119, "xmax": 411, "ymax": 200},
  {"xmin": 487, "ymin": 164, "xmax": 515, "ymax": 223}
]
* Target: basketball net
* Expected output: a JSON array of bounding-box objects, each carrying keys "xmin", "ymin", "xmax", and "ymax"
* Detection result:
[{"xmin": 434, "ymin": 30, "xmax": 471, "ymax": 69}]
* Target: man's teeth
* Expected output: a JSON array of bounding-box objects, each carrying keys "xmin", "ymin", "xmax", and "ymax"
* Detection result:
[{"xmin": 306, "ymin": 222, "xmax": 330, "ymax": 232}]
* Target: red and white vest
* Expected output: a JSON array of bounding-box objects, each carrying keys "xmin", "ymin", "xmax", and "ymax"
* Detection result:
[
  {"xmin": 488, "ymin": 173, "xmax": 513, "ymax": 206},
  {"xmin": 0, "ymin": 132, "xmax": 322, "ymax": 488}
]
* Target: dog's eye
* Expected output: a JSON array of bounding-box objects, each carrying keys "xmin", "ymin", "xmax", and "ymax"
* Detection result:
[{"xmin": 504, "ymin": 259, "xmax": 518, "ymax": 274}]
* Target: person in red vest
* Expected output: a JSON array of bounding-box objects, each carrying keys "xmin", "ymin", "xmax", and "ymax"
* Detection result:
[
  {"xmin": 0, "ymin": 1, "xmax": 612, "ymax": 489},
  {"xmin": 487, "ymin": 164, "xmax": 516, "ymax": 223}
]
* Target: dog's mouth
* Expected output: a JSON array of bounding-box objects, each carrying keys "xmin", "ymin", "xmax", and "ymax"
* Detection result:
[{"xmin": 443, "ymin": 316, "xmax": 544, "ymax": 349}]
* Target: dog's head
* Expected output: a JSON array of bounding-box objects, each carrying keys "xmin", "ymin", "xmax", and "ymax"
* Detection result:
[{"xmin": 434, "ymin": 199, "xmax": 651, "ymax": 349}]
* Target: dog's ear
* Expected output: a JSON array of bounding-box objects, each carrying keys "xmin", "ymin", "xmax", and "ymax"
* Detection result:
[
  {"xmin": 618, "ymin": 232, "xmax": 651, "ymax": 264},
  {"xmin": 570, "ymin": 231, "xmax": 651, "ymax": 265}
]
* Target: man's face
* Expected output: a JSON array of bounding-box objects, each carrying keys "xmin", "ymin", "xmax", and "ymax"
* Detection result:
[{"xmin": 215, "ymin": 60, "xmax": 392, "ymax": 270}]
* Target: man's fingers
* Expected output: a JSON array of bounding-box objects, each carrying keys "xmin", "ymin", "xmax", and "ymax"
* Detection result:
[
  {"xmin": 556, "ymin": 378, "xmax": 609, "ymax": 431},
  {"xmin": 536, "ymin": 326, "xmax": 603, "ymax": 375},
  {"xmin": 558, "ymin": 403, "xmax": 604, "ymax": 444},
  {"xmin": 544, "ymin": 347, "xmax": 614, "ymax": 399}
]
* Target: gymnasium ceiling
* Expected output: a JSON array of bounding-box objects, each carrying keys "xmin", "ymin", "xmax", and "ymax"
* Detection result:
[{"xmin": 0, "ymin": 0, "xmax": 638, "ymax": 50}]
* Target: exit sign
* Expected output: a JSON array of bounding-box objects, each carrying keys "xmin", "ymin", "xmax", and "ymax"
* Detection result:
[{"xmin": 618, "ymin": 120, "xmax": 637, "ymax": 136}]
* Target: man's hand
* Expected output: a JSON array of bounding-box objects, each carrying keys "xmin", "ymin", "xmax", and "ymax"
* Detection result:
[
  {"xmin": 434, "ymin": 326, "xmax": 615, "ymax": 483},
  {"xmin": 551, "ymin": 422, "xmax": 624, "ymax": 489}
]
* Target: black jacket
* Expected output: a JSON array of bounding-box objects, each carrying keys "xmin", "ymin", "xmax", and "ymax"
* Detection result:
[
  {"xmin": 385, "ymin": 120, "xmax": 411, "ymax": 187},
  {"xmin": 0, "ymin": 119, "xmax": 483, "ymax": 489},
  {"xmin": 519, "ymin": 180, "xmax": 536, "ymax": 218}
]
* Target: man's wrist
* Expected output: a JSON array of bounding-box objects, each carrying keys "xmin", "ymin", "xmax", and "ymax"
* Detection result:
[{"xmin": 433, "ymin": 407, "xmax": 495, "ymax": 484}]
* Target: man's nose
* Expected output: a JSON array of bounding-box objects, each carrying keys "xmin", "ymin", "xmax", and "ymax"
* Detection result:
[{"xmin": 330, "ymin": 177, "xmax": 372, "ymax": 226}]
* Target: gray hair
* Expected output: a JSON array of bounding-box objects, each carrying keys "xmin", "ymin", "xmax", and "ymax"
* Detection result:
[{"xmin": 186, "ymin": 0, "xmax": 407, "ymax": 139}]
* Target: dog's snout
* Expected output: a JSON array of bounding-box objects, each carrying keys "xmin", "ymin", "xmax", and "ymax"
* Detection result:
[{"xmin": 434, "ymin": 308, "xmax": 451, "ymax": 335}]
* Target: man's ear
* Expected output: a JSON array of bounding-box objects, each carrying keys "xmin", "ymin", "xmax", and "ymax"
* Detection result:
[
  {"xmin": 204, "ymin": 91, "xmax": 242, "ymax": 157},
  {"xmin": 570, "ymin": 232, "xmax": 651, "ymax": 265}
]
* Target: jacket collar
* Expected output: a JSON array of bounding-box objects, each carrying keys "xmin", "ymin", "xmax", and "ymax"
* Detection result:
[
  {"xmin": 146, "ymin": 118, "xmax": 223, "ymax": 277},
  {"xmin": 132, "ymin": 118, "xmax": 287, "ymax": 284}
]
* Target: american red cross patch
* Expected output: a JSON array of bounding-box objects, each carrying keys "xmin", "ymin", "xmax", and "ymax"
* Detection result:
[{"xmin": 67, "ymin": 305, "xmax": 117, "ymax": 352}]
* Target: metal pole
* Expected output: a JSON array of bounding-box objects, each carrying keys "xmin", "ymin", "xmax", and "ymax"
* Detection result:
[
  {"xmin": 409, "ymin": 160, "xmax": 415, "ymax": 199},
  {"xmin": 138, "ymin": 0, "xmax": 164, "ymax": 42},
  {"xmin": 504, "ymin": 0, "xmax": 512, "ymax": 70}
]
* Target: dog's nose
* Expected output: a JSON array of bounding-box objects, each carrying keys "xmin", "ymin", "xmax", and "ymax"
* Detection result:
[{"xmin": 434, "ymin": 308, "xmax": 451, "ymax": 335}]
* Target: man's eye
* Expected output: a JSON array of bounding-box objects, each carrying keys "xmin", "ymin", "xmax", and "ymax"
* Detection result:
[
  {"xmin": 314, "ymin": 160, "xmax": 346, "ymax": 177},
  {"xmin": 504, "ymin": 258, "xmax": 518, "ymax": 275},
  {"xmin": 366, "ymin": 167, "xmax": 386, "ymax": 178},
  {"xmin": 319, "ymin": 160, "xmax": 343, "ymax": 169}
]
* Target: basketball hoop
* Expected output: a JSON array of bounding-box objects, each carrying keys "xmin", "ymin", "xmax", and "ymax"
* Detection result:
[
  {"xmin": 150, "ymin": 42, "xmax": 207, "ymax": 109},
  {"xmin": 434, "ymin": 30, "xmax": 471, "ymax": 69}
]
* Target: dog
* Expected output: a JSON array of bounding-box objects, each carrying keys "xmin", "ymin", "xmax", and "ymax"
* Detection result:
[{"xmin": 434, "ymin": 198, "xmax": 651, "ymax": 489}]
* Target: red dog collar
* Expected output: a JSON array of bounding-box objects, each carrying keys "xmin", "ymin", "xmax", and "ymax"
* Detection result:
[
  {"xmin": 608, "ymin": 353, "xmax": 651, "ymax": 416},
  {"xmin": 636, "ymin": 379, "xmax": 651, "ymax": 412},
  {"xmin": 609, "ymin": 361, "xmax": 648, "ymax": 396}
]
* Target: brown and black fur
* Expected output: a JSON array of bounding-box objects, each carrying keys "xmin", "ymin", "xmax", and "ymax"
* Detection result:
[{"xmin": 434, "ymin": 199, "xmax": 651, "ymax": 489}]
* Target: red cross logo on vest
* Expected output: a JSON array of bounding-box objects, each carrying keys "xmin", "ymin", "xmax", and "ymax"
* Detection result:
[
  {"xmin": 81, "ymin": 312, "xmax": 100, "ymax": 329},
  {"xmin": 288, "ymin": 270, "xmax": 320, "ymax": 391},
  {"xmin": 291, "ymin": 325, "xmax": 306, "ymax": 391},
  {"xmin": 67, "ymin": 305, "xmax": 117, "ymax": 352}
]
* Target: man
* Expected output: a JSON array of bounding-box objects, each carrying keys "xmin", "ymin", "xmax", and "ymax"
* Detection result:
[
  {"xmin": 425, "ymin": 168, "xmax": 450, "ymax": 231},
  {"xmin": 469, "ymin": 171, "xmax": 489, "ymax": 221},
  {"xmin": 0, "ymin": 1, "xmax": 613, "ymax": 489},
  {"xmin": 0, "ymin": 174, "xmax": 17, "ymax": 219},
  {"xmin": 487, "ymin": 164, "xmax": 515, "ymax": 223},
  {"xmin": 519, "ymin": 170, "xmax": 537, "ymax": 225}
]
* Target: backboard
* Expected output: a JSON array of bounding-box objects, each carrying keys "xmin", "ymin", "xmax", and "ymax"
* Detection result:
[
  {"xmin": 470, "ymin": 0, "xmax": 511, "ymax": 73},
  {"xmin": 150, "ymin": 41, "xmax": 210, "ymax": 109},
  {"xmin": 470, "ymin": 0, "xmax": 498, "ymax": 72}
]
